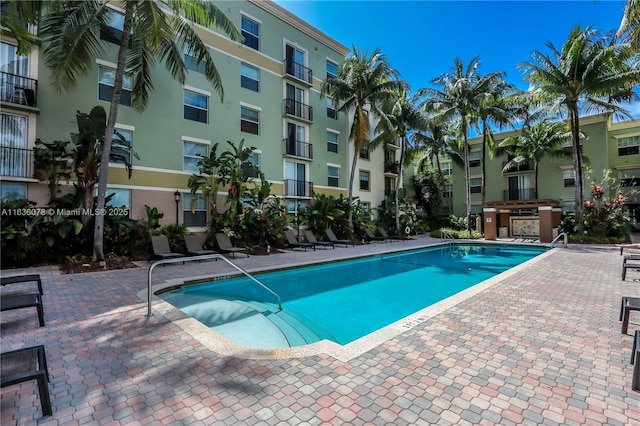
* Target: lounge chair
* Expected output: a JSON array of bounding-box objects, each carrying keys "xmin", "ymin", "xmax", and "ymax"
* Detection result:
[
  {"xmin": 1, "ymin": 345, "xmax": 52, "ymax": 417},
  {"xmin": 1, "ymin": 274, "xmax": 43, "ymax": 295},
  {"xmin": 283, "ymin": 229, "xmax": 315, "ymax": 251},
  {"xmin": 363, "ymin": 228, "xmax": 387, "ymax": 242},
  {"xmin": 214, "ymin": 233, "xmax": 250, "ymax": 258},
  {"xmin": 184, "ymin": 234, "xmax": 216, "ymax": 256},
  {"xmin": 303, "ymin": 230, "xmax": 334, "ymax": 249},
  {"xmin": 325, "ymin": 229, "xmax": 354, "ymax": 247},
  {"xmin": 151, "ymin": 235, "xmax": 185, "ymax": 260},
  {"xmin": 378, "ymin": 227, "xmax": 407, "ymax": 241}
]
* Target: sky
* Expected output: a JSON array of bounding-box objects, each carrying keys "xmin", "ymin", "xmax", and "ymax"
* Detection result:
[{"xmin": 273, "ymin": 0, "xmax": 639, "ymax": 117}]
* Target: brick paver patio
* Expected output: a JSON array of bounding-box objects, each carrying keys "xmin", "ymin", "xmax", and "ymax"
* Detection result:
[{"xmin": 1, "ymin": 236, "xmax": 639, "ymax": 425}]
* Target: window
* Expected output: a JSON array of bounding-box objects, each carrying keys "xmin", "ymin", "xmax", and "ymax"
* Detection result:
[
  {"xmin": 327, "ymin": 131, "xmax": 338, "ymax": 153},
  {"xmin": 563, "ymin": 200, "xmax": 576, "ymax": 213},
  {"xmin": 183, "ymin": 193, "xmax": 207, "ymax": 227},
  {"xmin": 183, "ymin": 140, "xmax": 207, "ymax": 171},
  {"xmin": 285, "ymin": 122, "xmax": 310, "ymax": 158},
  {"xmin": 328, "ymin": 166, "xmax": 339, "ymax": 187},
  {"xmin": 241, "ymin": 15, "xmax": 259, "ymax": 50},
  {"xmin": 326, "ymin": 97, "xmax": 337, "ymax": 119},
  {"xmin": 240, "ymin": 106, "xmax": 259, "ymax": 135},
  {"xmin": 361, "ymin": 202, "xmax": 370, "ymax": 212},
  {"xmin": 242, "ymin": 152, "xmax": 260, "ymax": 178},
  {"xmin": 101, "ymin": 9, "xmax": 125, "ymax": 44},
  {"xmin": 619, "ymin": 168, "xmax": 640, "ymax": 187},
  {"xmin": 470, "ymin": 178, "xmax": 481, "ymax": 193},
  {"xmin": 105, "ymin": 188, "xmax": 130, "ymax": 215},
  {"xmin": 1, "ymin": 42, "xmax": 28, "ymax": 76},
  {"xmin": 468, "ymin": 151, "xmax": 481, "ymax": 168},
  {"xmin": 285, "ymin": 44, "xmax": 310, "ymax": 83},
  {"xmin": 240, "ymin": 63, "xmax": 259, "ymax": 92},
  {"xmin": 360, "ymin": 145, "xmax": 370, "ymax": 159},
  {"xmin": 1, "ymin": 182, "xmax": 26, "ymax": 201},
  {"xmin": 111, "ymin": 128, "xmax": 133, "ymax": 165},
  {"xmin": 359, "ymin": 170, "xmax": 370, "ymax": 191},
  {"xmin": 563, "ymin": 169, "xmax": 575, "ymax": 187},
  {"xmin": 326, "ymin": 60, "xmax": 338, "ymax": 78},
  {"xmin": 0, "ymin": 113, "xmax": 28, "ymax": 178},
  {"xmin": 444, "ymin": 184, "xmax": 453, "ymax": 198},
  {"xmin": 185, "ymin": 46, "xmax": 207, "ymax": 74},
  {"xmin": 183, "ymin": 90, "xmax": 208, "ymax": 123},
  {"xmin": 384, "ymin": 177, "xmax": 395, "ymax": 196},
  {"xmin": 442, "ymin": 161, "xmax": 452, "ymax": 176},
  {"xmin": 98, "ymin": 66, "xmax": 132, "ymax": 106},
  {"xmin": 618, "ymin": 136, "xmax": 640, "ymax": 156}
]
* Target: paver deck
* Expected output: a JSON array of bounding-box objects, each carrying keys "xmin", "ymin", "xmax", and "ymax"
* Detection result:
[{"xmin": 1, "ymin": 235, "xmax": 639, "ymax": 425}]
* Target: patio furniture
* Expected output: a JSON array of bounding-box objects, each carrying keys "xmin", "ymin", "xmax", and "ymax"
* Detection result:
[
  {"xmin": 378, "ymin": 227, "xmax": 406, "ymax": 241},
  {"xmin": 184, "ymin": 234, "xmax": 216, "ymax": 256},
  {"xmin": 214, "ymin": 233, "xmax": 250, "ymax": 258},
  {"xmin": 363, "ymin": 228, "xmax": 387, "ymax": 243},
  {"xmin": 621, "ymin": 296, "xmax": 640, "ymax": 334},
  {"xmin": 303, "ymin": 230, "xmax": 334, "ymax": 249},
  {"xmin": 1, "ymin": 274, "xmax": 43, "ymax": 295},
  {"xmin": 151, "ymin": 235, "xmax": 185, "ymax": 261},
  {"xmin": 1, "ymin": 345, "xmax": 52, "ymax": 417},
  {"xmin": 632, "ymin": 330, "xmax": 640, "ymax": 391},
  {"xmin": 325, "ymin": 229, "xmax": 354, "ymax": 247},
  {"xmin": 1, "ymin": 293, "xmax": 45, "ymax": 327},
  {"xmin": 283, "ymin": 229, "xmax": 315, "ymax": 251}
]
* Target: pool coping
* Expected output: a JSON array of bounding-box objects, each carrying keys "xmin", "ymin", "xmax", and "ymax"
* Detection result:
[{"xmin": 137, "ymin": 242, "xmax": 556, "ymax": 362}]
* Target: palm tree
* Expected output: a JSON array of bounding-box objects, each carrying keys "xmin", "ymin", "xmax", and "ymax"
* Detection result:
[
  {"xmin": 496, "ymin": 120, "xmax": 573, "ymax": 199},
  {"xmin": 617, "ymin": 0, "xmax": 639, "ymax": 50},
  {"xmin": 520, "ymin": 25, "xmax": 640, "ymax": 231},
  {"xmin": 321, "ymin": 47, "xmax": 404, "ymax": 229},
  {"xmin": 372, "ymin": 89, "xmax": 426, "ymax": 233},
  {"xmin": 418, "ymin": 57, "xmax": 506, "ymax": 230},
  {"xmin": 3, "ymin": 0, "xmax": 240, "ymax": 261}
]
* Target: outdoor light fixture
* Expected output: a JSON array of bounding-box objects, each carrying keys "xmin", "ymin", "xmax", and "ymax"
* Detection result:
[{"xmin": 174, "ymin": 190, "xmax": 181, "ymax": 226}]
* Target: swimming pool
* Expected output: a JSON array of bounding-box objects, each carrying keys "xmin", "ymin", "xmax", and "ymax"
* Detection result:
[{"xmin": 159, "ymin": 243, "xmax": 547, "ymax": 349}]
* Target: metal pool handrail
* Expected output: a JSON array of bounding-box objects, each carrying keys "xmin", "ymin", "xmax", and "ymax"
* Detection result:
[
  {"xmin": 441, "ymin": 230, "xmax": 455, "ymax": 244},
  {"xmin": 549, "ymin": 232, "xmax": 568, "ymax": 248},
  {"xmin": 146, "ymin": 254, "xmax": 282, "ymax": 317}
]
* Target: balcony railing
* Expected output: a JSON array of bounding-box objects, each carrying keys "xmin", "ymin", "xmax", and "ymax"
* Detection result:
[
  {"xmin": 1, "ymin": 72, "xmax": 38, "ymax": 107},
  {"xmin": 284, "ymin": 179, "xmax": 313, "ymax": 197},
  {"xmin": 503, "ymin": 189, "xmax": 536, "ymax": 201},
  {"xmin": 0, "ymin": 146, "xmax": 35, "ymax": 178},
  {"xmin": 283, "ymin": 138, "xmax": 313, "ymax": 159},
  {"xmin": 384, "ymin": 161, "xmax": 399, "ymax": 174},
  {"xmin": 283, "ymin": 59, "xmax": 313, "ymax": 84},
  {"xmin": 283, "ymin": 98, "xmax": 313, "ymax": 121}
]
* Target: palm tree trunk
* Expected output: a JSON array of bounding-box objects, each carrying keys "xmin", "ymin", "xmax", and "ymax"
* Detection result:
[
  {"xmin": 347, "ymin": 147, "xmax": 359, "ymax": 230},
  {"xmin": 481, "ymin": 121, "xmax": 487, "ymax": 207},
  {"xmin": 534, "ymin": 160, "xmax": 539, "ymax": 199},
  {"xmin": 92, "ymin": 4, "xmax": 134, "ymax": 262},
  {"xmin": 570, "ymin": 105, "xmax": 585, "ymax": 233},
  {"xmin": 461, "ymin": 120, "xmax": 472, "ymax": 232},
  {"xmin": 394, "ymin": 135, "xmax": 405, "ymax": 234}
]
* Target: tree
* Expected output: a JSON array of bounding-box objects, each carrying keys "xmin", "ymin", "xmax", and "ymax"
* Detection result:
[
  {"xmin": 418, "ymin": 57, "xmax": 506, "ymax": 231},
  {"xmin": 496, "ymin": 120, "xmax": 573, "ymax": 199},
  {"xmin": 3, "ymin": 0, "xmax": 240, "ymax": 261},
  {"xmin": 617, "ymin": 0, "xmax": 639, "ymax": 50},
  {"xmin": 321, "ymin": 47, "xmax": 404, "ymax": 229},
  {"xmin": 520, "ymin": 26, "xmax": 640, "ymax": 231},
  {"xmin": 373, "ymin": 89, "xmax": 425, "ymax": 233}
]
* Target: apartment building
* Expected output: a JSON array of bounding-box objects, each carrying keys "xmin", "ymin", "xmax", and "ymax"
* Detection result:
[
  {"xmin": 413, "ymin": 114, "xmax": 640, "ymax": 236},
  {"xmin": 0, "ymin": 0, "xmax": 354, "ymax": 230}
]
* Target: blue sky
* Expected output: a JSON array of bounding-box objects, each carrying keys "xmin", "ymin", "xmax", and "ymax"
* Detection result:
[{"xmin": 274, "ymin": 0, "xmax": 638, "ymax": 117}]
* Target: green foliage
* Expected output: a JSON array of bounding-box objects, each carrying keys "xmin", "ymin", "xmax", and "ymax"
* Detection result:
[
  {"xmin": 302, "ymin": 193, "xmax": 347, "ymax": 234},
  {"xmin": 412, "ymin": 169, "xmax": 444, "ymax": 216},
  {"xmin": 431, "ymin": 228, "xmax": 483, "ymax": 239},
  {"xmin": 582, "ymin": 171, "xmax": 633, "ymax": 238},
  {"xmin": 143, "ymin": 205, "xmax": 163, "ymax": 233},
  {"xmin": 158, "ymin": 224, "xmax": 188, "ymax": 254},
  {"xmin": 33, "ymin": 138, "xmax": 75, "ymax": 199}
]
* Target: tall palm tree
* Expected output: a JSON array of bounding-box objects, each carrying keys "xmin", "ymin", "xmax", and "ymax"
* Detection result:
[
  {"xmin": 520, "ymin": 25, "xmax": 640, "ymax": 231},
  {"xmin": 418, "ymin": 57, "xmax": 506, "ymax": 230},
  {"xmin": 3, "ymin": 0, "xmax": 240, "ymax": 261},
  {"xmin": 372, "ymin": 89, "xmax": 426, "ymax": 233},
  {"xmin": 321, "ymin": 47, "xmax": 404, "ymax": 228},
  {"xmin": 617, "ymin": 0, "xmax": 639, "ymax": 50},
  {"xmin": 496, "ymin": 120, "xmax": 573, "ymax": 199}
]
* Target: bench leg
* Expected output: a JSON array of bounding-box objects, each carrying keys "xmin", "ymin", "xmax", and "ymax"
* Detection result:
[
  {"xmin": 36, "ymin": 372, "xmax": 52, "ymax": 416},
  {"xmin": 36, "ymin": 296, "xmax": 45, "ymax": 327},
  {"xmin": 621, "ymin": 297, "xmax": 628, "ymax": 321},
  {"xmin": 623, "ymin": 307, "xmax": 631, "ymax": 334},
  {"xmin": 633, "ymin": 330, "xmax": 639, "ymax": 365},
  {"xmin": 623, "ymin": 265, "xmax": 627, "ymax": 280},
  {"xmin": 633, "ymin": 331, "xmax": 640, "ymax": 392}
]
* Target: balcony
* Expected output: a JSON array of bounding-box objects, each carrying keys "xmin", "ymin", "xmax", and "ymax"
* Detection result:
[
  {"xmin": 503, "ymin": 189, "xmax": 536, "ymax": 201},
  {"xmin": 502, "ymin": 160, "xmax": 533, "ymax": 173},
  {"xmin": 384, "ymin": 161, "xmax": 399, "ymax": 174},
  {"xmin": 1, "ymin": 72, "xmax": 38, "ymax": 107},
  {"xmin": 0, "ymin": 146, "xmax": 35, "ymax": 178},
  {"xmin": 283, "ymin": 98, "xmax": 313, "ymax": 122},
  {"xmin": 283, "ymin": 138, "xmax": 313, "ymax": 159},
  {"xmin": 283, "ymin": 59, "xmax": 313, "ymax": 85},
  {"xmin": 284, "ymin": 179, "xmax": 313, "ymax": 197}
]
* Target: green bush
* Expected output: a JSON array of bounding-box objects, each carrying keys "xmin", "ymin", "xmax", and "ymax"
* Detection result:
[
  {"xmin": 431, "ymin": 227, "xmax": 483, "ymax": 239},
  {"xmin": 158, "ymin": 224, "xmax": 188, "ymax": 254}
]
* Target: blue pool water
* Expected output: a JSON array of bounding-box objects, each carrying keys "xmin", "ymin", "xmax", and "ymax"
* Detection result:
[{"xmin": 160, "ymin": 244, "xmax": 546, "ymax": 348}]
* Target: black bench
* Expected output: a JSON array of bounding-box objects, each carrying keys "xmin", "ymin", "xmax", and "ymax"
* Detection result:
[
  {"xmin": 621, "ymin": 297, "xmax": 640, "ymax": 335},
  {"xmin": 0, "ymin": 293, "xmax": 45, "ymax": 327},
  {"xmin": 1, "ymin": 274, "xmax": 43, "ymax": 295},
  {"xmin": 632, "ymin": 330, "xmax": 640, "ymax": 392},
  {"xmin": 622, "ymin": 256, "xmax": 640, "ymax": 280},
  {"xmin": 1, "ymin": 345, "xmax": 52, "ymax": 417}
]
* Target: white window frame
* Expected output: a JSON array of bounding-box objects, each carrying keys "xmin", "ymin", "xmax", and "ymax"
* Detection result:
[
  {"xmin": 183, "ymin": 193, "xmax": 207, "ymax": 228},
  {"xmin": 98, "ymin": 65, "xmax": 132, "ymax": 107},
  {"xmin": 618, "ymin": 136, "xmax": 640, "ymax": 156},
  {"xmin": 241, "ymin": 14, "xmax": 260, "ymax": 51},
  {"xmin": 182, "ymin": 138, "xmax": 209, "ymax": 172},
  {"xmin": 240, "ymin": 62, "xmax": 259, "ymax": 92},
  {"xmin": 183, "ymin": 89, "xmax": 208, "ymax": 123},
  {"xmin": 240, "ymin": 104, "xmax": 260, "ymax": 135},
  {"xmin": 328, "ymin": 164, "xmax": 339, "ymax": 187},
  {"xmin": 327, "ymin": 130, "xmax": 339, "ymax": 153}
]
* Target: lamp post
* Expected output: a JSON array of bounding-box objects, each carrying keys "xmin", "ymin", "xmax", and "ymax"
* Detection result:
[
  {"xmin": 174, "ymin": 190, "xmax": 181, "ymax": 226},
  {"xmin": 296, "ymin": 200, "xmax": 301, "ymax": 242}
]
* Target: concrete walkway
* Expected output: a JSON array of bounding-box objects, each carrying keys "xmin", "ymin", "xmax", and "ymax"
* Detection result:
[{"xmin": 1, "ymin": 235, "xmax": 639, "ymax": 425}]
